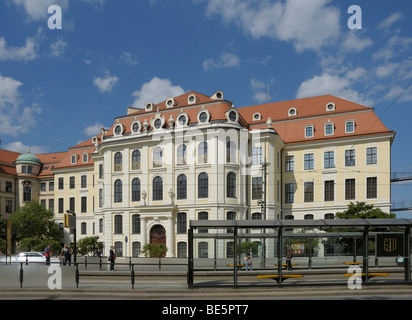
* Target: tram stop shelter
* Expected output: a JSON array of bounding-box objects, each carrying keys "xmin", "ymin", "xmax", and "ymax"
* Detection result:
[{"xmin": 187, "ymin": 219, "xmax": 412, "ymax": 288}]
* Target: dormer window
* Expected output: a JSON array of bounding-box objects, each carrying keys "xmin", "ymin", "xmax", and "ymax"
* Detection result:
[
  {"xmin": 197, "ymin": 109, "xmax": 210, "ymax": 124},
  {"xmin": 188, "ymin": 94, "xmax": 197, "ymax": 105},
  {"xmin": 305, "ymin": 125, "xmax": 314, "ymax": 138},
  {"xmin": 345, "ymin": 120, "xmax": 355, "ymax": 133},
  {"xmin": 71, "ymin": 155, "xmax": 76, "ymax": 164},
  {"xmin": 177, "ymin": 112, "xmax": 188, "ymax": 127},
  {"xmin": 114, "ymin": 124, "xmax": 123, "ymax": 136},
  {"xmin": 324, "ymin": 122, "xmax": 334, "ymax": 136},
  {"xmin": 326, "ymin": 102, "xmax": 335, "ymax": 111},
  {"xmin": 82, "ymin": 153, "xmax": 88, "ymax": 163},
  {"xmin": 166, "ymin": 98, "xmax": 176, "ymax": 108},
  {"xmin": 131, "ymin": 120, "xmax": 141, "ymax": 133},
  {"xmin": 253, "ymin": 112, "xmax": 262, "ymax": 121},
  {"xmin": 226, "ymin": 108, "xmax": 239, "ymax": 123},
  {"xmin": 288, "ymin": 108, "xmax": 297, "ymax": 116},
  {"xmin": 145, "ymin": 102, "xmax": 153, "ymax": 111}
]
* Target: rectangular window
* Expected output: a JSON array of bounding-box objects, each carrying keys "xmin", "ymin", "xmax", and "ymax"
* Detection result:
[
  {"xmin": 5, "ymin": 181, "xmax": 12, "ymax": 192},
  {"xmin": 99, "ymin": 189, "xmax": 104, "ymax": 208},
  {"xmin": 252, "ymin": 177, "xmax": 262, "ymax": 200},
  {"xmin": 69, "ymin": 176, "xmax": 75, "ymax": 189},
  {"xmin": 41, "ymin": 199, "xmax": 46, "ymax": 208},
  {"xmin": 58, "ymin": 198, "xmax": 64, "ymax": 213},
  {"xmin": 49, "ymin": 199, "xmax": 54, "ymax": 214},
  {"xmin": 346, "ymin": 121, "xmax": 355, "ymax": 133},
  {"xmin": 58, "ymin": 177, "xmax": 64, "ymax": 190},
  {"xmin": 99, "ymin": 164, "xmax": 104, "ymax": 179},
  {"xmin": 324, "ymin": 180, "xmax": 334, "ymax": 201},
  {"xmin": 285, "ymin": 183, "xmax": 295, "ymax": 203},
  {"xmin": 6, "ymin": 200, "xmax": 13, "ymax": 213},
  {"xmin": 81, "ymin": 175, "xmax": 87, "ymax": 188},
  {"xmin": 345, "ymin": 149, "xmax": 356, "ymax": 167},
  {"xmin": 366, "ymin": 147, "xmax": 377, "ymax": 165},
  {"xmin": 81, "ymin": 196, "xmax": 87, "ymax": 213},
  {"xmin": 304, "ymin": 182, "xmax": 314, "ymax": 202},
  {"xmin": 305, "ymin": 126, "xmax": 314, "ymax": 138},
  {"xmin": 304, "ymin": 153, "xmax": 314, "ymax": 170},
  {"xmin": 324, "ymin": 151, "xmax": 334, "ymax": 169},
  {"xmin": 40, "ymin": 182, "xmax": 46, "ymax": 191},
  {"xmin": 252, "ymin": 147, "xmax": 262, "ymax": 165},
  {"xmin": 285, "ymin": 155, "xmax": 294, "ymax": 172},
  {"xmin": 367, "ymin": 177, "xmax": 377, "ymax": 199},
  {"xmin": 69, "ymin": 197, "xmax": 75, "ymax": 212},
  {"xmin": 49, "ymin": 181, "xmax": 54, "ymax": 191},
  {"xmin": 345, "ymin": 179, "xmax": 356, "ymax": 200}
]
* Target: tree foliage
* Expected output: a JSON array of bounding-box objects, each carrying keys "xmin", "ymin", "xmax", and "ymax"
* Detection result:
[
  {"xmin": 335, "ymin": 201, "xmax": 395, "ymax": 220},
  {"xmin": 76, "ymin": 236, "xmax": 103, "ymax": 256},
  {"xmin": 142, "ymin": 243, "xmax": 168, "ymax": 257},
  {"xmin": 10, "ymin": 200, "xmax": 63, "ymax": 253}
]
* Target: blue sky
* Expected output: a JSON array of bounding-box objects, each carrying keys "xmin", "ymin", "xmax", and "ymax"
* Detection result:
[{"xmin": 0, "ymin": 0, "xmax": 411, "ymax": 215}]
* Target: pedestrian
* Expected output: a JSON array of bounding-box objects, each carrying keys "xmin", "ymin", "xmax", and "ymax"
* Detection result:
[
  {"xmin": 286, "ymin": 243, "xmax": 293, "ymax": 270},
  {"xmin": 108, "ymin": 246, "xmax": 116, "ymax": 271},
  {"xmin": 44, "ymin": 244, "xmax": 52, "ymax": 265},
  {"xmin": 244, "ymin": 254, "xmax": 253, "ymax": 271},
  {"xmin": 59, "ymin": 243, "xmax": 72, "ymax": 266}
]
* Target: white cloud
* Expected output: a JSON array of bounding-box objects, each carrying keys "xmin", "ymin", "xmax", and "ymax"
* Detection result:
[
  {"xmin": 12, "ymin": 0, "xmax": 69, "ymax": 21},
  {"xmin": 83, "ymin": 122, "xmax": 103, "ymax": 136},
  {"xmin": 376, "ymin": 11, "xmax": 404, "ymax": 30},
  {"xmin": 296, "ymin": 72, "xmax": 374, "ymax": 107},
  {"xmin": 93, "ymin": 73, "xmax": 119, "ymax": 93},
  {"xmin": 120, "ymin": 52, "xmax": 138, "ymax": 66},
  {"xmin": 341, "ymin": 32, "xmax": 373, "ymax": 53},
  {"xmin": 203, "ymin": 52, "xmax": 240, "ymax": 71},
  {"xmin": 376, "ymin": 63, "xmax": 400, "ymax": 78},
  {"xmin": 204, "ymin": 0, "xmax": 341, "ymax": 53},
  {"xmin": 0, "ymin": 36, "xmax": 37, "ymax": 61},
  {"xmin": 131, "ymin": 77, "xmax": 185, "ymax": 108},
  {"xmin": 0, "ymin": 74, "xmax": 42, "ymax": 136},
  {"xmin": 250, "ymin": 78, "xmax": 269, "ymax": 103},
  {"xmin": 384, "ymin": 85, "xmax": 412, "ymax": 103},
  {"xmin": 50, "ymin": 38, "xmax": 68, "ymax": 58},
  {"xmin": 3, "ymin": 141, "xmax": 49, "ymax": 154}
]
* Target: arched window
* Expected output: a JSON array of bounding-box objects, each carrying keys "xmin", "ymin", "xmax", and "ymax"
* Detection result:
[
  {"xmin": 177, "ymin": 174, "xmax": 187, "ymax": 199},
  {"xmin": 132, "ymin": 214, "xmax": 141, "ymax": 234},
  {"xmin": 177, "ymin": 144, "xmax": 187, "ymax": 165},
  {"xmin": 132, "ymin": 150, "xmax": 141, "ymax": 170},
  {"xmin": 198, "ymin": 141, "xmax": 208, "ymax": 163},
  {"xmin": 226, "ymin": 172, "xmax": 236, "ymax": 198},
  {"xmin": 114, "ymin": 179, "xmax": 122, "ymax": 203},
  {"xmin": 198, "ymin": 242, "xmax": 208, "ymax": 258},
  {"xmin": 198, "ymin": 211, "xmax": 208, "ymax": 233},
  {"xmin": 153, "ymin": 176, "xmax": 163, "ymax": 201},
  {"xmin": 304, "ymin": 214, "xmax": 314, "ymax": 220},
  {"xmin": 131, "ymin": 178, "xmax": 140, "ymax": 202},
  {"xmin": 252, "ymin": 212, "xmax": 262, "ymax": 220},
  {"xmin": 177, "ymin": 242, "xmax": 187, "ymax": 258},
  {"xmin": 153, "ymin": 147, "xmax": 163, "ymax": 168},
  {"xmin": 226, "ymin": 140, "xmax": 236, "ymax": 163},
  {"xmin": 114, "ymin": 241, "xmax": 123, "ymax": 257},
  {"xmin": 177, "ymin": 212, "xmax": 187, "ymax": 234},
  {"xmin": 114, "ymin": 215, "xmax": 123, "ymax": 234},
  {"xmin": 132, "ymin": 242, "xmax": 141, "ymax": 257},
  {"xmin": 114, "ymin": 152, "xmax": 122, "ymax": 171},
  {"xmin": 198, "ymin": 172, "xmax": 208, "ymax": 198}
]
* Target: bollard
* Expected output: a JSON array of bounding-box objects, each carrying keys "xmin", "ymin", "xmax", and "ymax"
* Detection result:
[
  {"xmin": 19, "ymin": 263, "xmax": 23, "ymax": 288},
  {"xmin": 75, "ymin": 263, "xmax": 79, "ymax": 288},
  {"xmin": 131, "ymin": 265, "xmax": 135, "ymax": 289}
]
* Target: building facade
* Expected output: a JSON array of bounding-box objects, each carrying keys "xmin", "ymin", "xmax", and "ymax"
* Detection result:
[{"xmin": 0, "ymin": 91, "xmax": 395, "ymax": 257}]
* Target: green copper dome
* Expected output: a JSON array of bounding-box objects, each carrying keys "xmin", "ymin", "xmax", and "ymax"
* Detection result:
[{"xmin": 16, "ymin": 150, "xmax": 42, "ymax": 165}]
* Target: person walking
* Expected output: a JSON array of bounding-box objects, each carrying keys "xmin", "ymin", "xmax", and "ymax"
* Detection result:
[
  {"xmin": 44, "ymin": 244, "xmax": 52, "ymax": 265},
  {"xmin": 286, "ymin": 243, "xmax": 293, "ymax": 270},
  {"xmin": 108, "ymin": 246, "xmax": 116, "ymax": 271},
  {"xmin": 59, "ymin": 243, "xmax": 73, "ymax": 266}
]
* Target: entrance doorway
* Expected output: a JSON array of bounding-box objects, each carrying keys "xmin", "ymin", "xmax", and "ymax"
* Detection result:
[{"xmin": 150, "ymin": 224, "xmax": 166, "ymax": 246}]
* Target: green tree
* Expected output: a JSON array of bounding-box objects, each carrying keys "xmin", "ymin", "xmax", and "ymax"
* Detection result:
[
  {"xmin": 76, "ymin": 236, "xmax": 103, "ymax": 256},
  {"xmin": 10, "ymin": 200, "xmax": 63, "ymax": 253},
  {"xmin": 335, "ymin": 201, "xmax": 395, "ymax": 220},
  {"xmin": 142, "ymin": 243, "xmax": 168, "ymax": 257}
]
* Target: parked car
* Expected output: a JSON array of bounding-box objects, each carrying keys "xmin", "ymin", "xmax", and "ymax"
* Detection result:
[{"xmin": 0, "ymin": 252, "xmax": 60, "ymax": 264}]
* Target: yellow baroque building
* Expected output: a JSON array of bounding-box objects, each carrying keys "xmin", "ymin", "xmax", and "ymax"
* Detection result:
[{"xmin": 0, "ymin": 91, "xmax": 395, "ymax": 257}]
